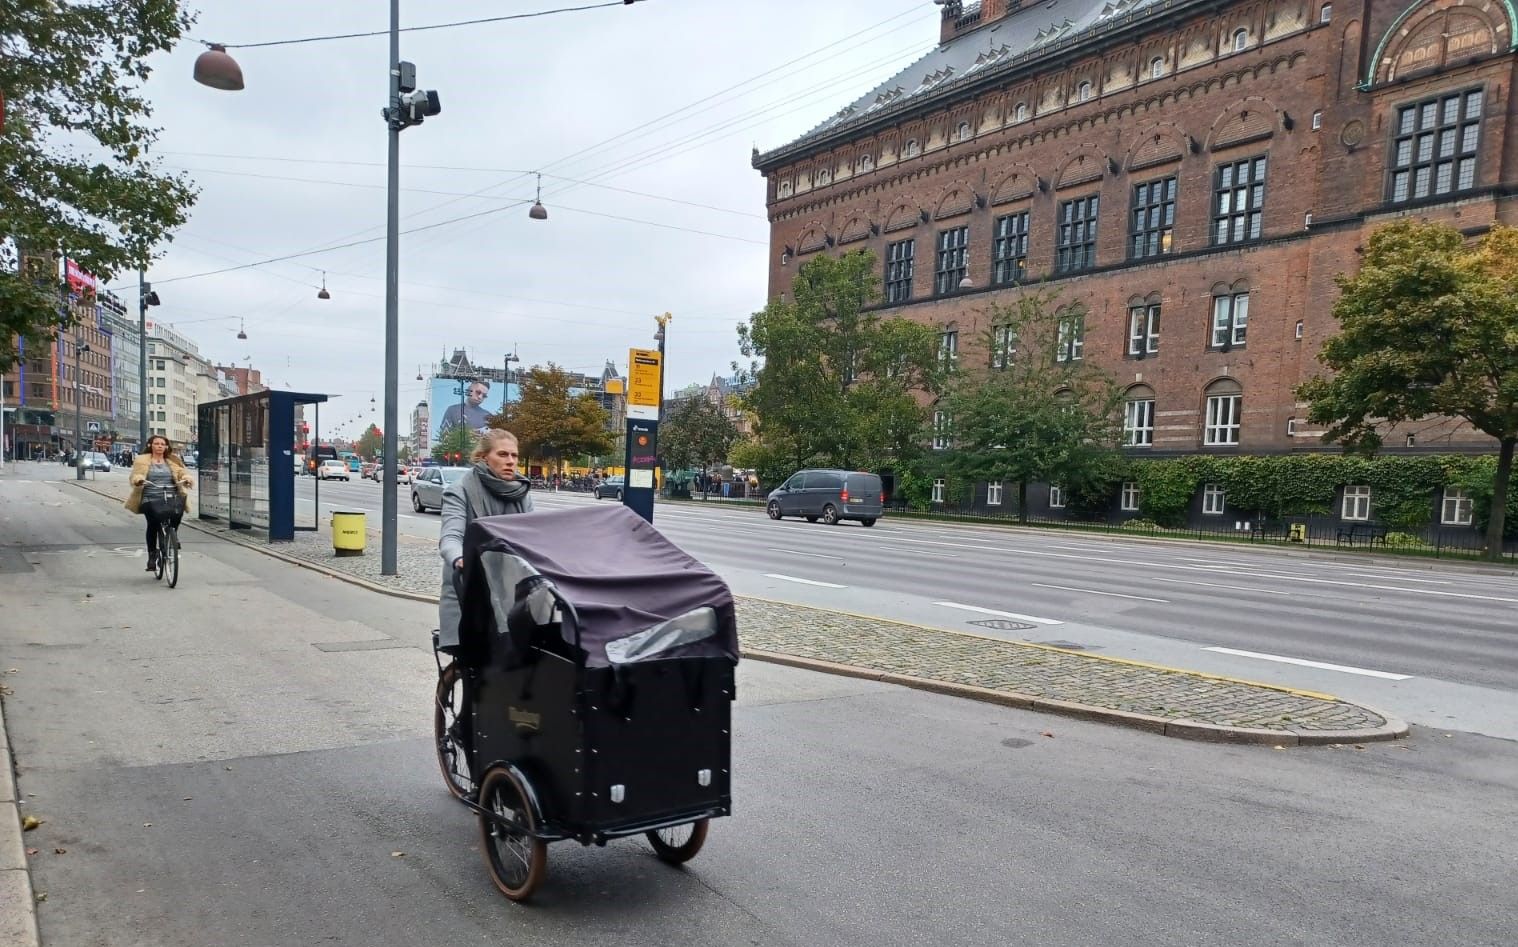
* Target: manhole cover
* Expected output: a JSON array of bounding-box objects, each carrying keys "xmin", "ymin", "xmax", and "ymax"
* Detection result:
[{"xmin": 968, "ymin": 618, "xmax": 1036, "ymax": 632}]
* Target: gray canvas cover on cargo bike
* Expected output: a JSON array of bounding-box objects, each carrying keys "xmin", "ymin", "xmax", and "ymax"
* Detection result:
[{"xmin": 452, "ymin": 503, "xmax": 740, "ymax": 668}]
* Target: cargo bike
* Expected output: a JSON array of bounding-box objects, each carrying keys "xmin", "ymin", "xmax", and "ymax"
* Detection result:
[{"xmin": 431, "ymin": 504, "xmax": 740, "ymax": 901}]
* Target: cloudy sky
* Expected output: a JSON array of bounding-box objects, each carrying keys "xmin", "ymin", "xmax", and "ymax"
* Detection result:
[{"xmin": 125, "ymin": 0, "xmax": 943, "ymax": 439}]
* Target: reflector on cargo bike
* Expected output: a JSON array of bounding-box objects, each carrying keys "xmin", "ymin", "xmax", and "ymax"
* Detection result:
[{"xmin": 431, "ymin": 503, "xmax": 739, "ymax": 901}]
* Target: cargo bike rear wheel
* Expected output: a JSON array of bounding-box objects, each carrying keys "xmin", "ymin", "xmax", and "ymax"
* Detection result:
[
  {"xmin": 646, "ymin": 819, "xmax": 709, "ymax": 864},
  {"xmin": 477, "ymin": 766, "xmax": 548, "ymax": 901},
  {"xmin": 433, "ymin": 661, "xmax": 473, "ymax": 800}
]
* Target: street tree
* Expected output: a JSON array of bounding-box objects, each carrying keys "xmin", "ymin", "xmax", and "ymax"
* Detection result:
[
  {"xmin": 737, "ymin": 249, "xmax": 943, "ymax": 472},
  {"xmin": 1297, "ymin": 221, "xmax": 1518, "ymax": 559},
  {"xmin": 938, "ymin": 290, "xmax": 1124, "ymax": 521},
  {"xmin": 499, "ymin": 363, "xmax": 614, "ymax": 474},
  {"xmin": 0, "ymin": 0, "xmax": 199, "ymax": 368},
  {"xmin": 356, "ymin": 424, "xmax": 383, "ymax": 461},
  {"xmin": 431, "ymin": 424, "xmax": 473, "ymax": 465},
  {"xmin": 660, "ymin": 395, "xmax": 740, "ymax": 495}
]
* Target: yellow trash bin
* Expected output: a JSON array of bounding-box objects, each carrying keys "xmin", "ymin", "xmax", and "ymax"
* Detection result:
[
  {"xmin": 331, "ymin": 511, "xmax": 366, "ymax": 556},
  {"xmin": 1288, "ymin": 523, "xmax": 1307, "ymax": 543}
]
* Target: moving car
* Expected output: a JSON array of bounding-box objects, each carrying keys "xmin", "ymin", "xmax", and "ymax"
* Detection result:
[
  {"xmin": 318, "ymin": 459, "xmax": 351, "ymax": 481},
  {"xmin": 593, "ymin": 476, "xmax": 625, "ymax": 500},
  {"xmin": 78, "ymin": 451, "xmax": 112, "ymax": 472},
  {"xmin": 411, "ymin": 466, "xmax": 469, "ymax": 513},
  {"xmin": 766, "ymin": 469, "xmax": 884, "ymax": 526}
]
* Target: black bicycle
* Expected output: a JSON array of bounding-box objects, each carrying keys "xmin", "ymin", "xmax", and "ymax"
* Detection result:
[{"xmin": 142, "ymin": 484, "xmax": 184, "ymax": 589}]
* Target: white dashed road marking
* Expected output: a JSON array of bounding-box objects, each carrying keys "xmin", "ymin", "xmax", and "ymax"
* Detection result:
[
  {"xmin": 1203, "ymin": 647, "xmax": 1413, "ymax": 680},
  {"xmin": 933, "ymin": 601, "xmax": 1063, "ymax": 626},
  {"xmin": 1032, "ymin": 583, "xmax": 1170, "ymax": 603},
  {"xmin": 762, "ymin": 573, "xmax": 847, "ymax": 589}
]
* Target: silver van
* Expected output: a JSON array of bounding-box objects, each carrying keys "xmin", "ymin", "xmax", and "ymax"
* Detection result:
[{"xmin": 766, "ymin": 469, "xmax": 884, "ymax": 526}]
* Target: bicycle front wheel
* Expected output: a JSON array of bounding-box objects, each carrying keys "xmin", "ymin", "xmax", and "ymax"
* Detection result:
[{"xmin": 163, "ymin": 526, "xmax": 179, "ymax": 588}]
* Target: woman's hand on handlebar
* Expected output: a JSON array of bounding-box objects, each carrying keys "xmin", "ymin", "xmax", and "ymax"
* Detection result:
[
  {"xmin": 131, "ymin": 475, "xmax": 146, "ymax": 486},
  {"xmin": 454, "ymin": 558, "xmax": 463, "ymax": 570}
]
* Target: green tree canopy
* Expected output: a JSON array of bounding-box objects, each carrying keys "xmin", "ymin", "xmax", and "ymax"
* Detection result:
[
  {"xmin": 1297, "ymin": 221, "xmax": 1518, "ymax": 558},
  {"xmin": 737, "ymin": 249, "xmax": 943, "ymax": 472},
  {"xmin": 355, "ymin": 424, "xmax": 383, "ymax": 461},
  {"xmin": 0, "ymin": 0, "xmax": 199, "ymax": 367},
  {"xmin": 660, "ymin": 394, "xmax": 740, "ymax": 485},
  {"xmin": 937, "ymin": 290, "xmax": 1124, "ymax": 520},
  {"xmin": 499, "ymin": 363, "xmax": 614, "ymax": 472},
  {"xmin": 431, "ymin": 424, "xmax": 474, "ymax": 464}
]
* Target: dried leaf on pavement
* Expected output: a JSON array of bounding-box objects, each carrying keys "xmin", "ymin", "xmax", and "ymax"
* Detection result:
[{"xmin": 21, "ymin": 815, "xmax": 43, "ymax": 831}]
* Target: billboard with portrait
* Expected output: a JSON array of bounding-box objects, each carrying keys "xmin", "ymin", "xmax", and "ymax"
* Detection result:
[{"xmin": 429, "ymin": 376, "xmax": 510, "ymax": 441}]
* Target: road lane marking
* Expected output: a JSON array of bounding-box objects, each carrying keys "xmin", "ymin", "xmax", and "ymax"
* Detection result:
[
  {"xmin": 1203, "ymin": 647, "xmax": 1413, "ymax": 680},
  {"xmin": 765, "ymin": 547, "xmax": 845, "ymax": 561},
  {"xmin": 933, "ymin": 601, "xmax": 1063, "ymax": 626},
  {"xmin": 1032, "ymin": 583, "xmax": 1170, "ymax": 603},
  {"xmin": 762, "ymin": 573, "xmax": 846, "ymax": 588},
  {"xmin": 1149, "ymin": 577, "xmax": 1292, "ymax": 596},
  {"xmin": 1339, "ymin": 572, "xmax": 1451, "ymax": 585}
]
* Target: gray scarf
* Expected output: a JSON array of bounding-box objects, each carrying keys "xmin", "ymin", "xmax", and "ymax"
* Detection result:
[{"xmin": 463, "ymin": 462, "xmax": 530, "ymax": 518}]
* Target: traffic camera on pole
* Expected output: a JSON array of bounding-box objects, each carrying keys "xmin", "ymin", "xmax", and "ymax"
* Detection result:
[{"xmin": 384, "ymin": 61, "xmax": 441, "ymax": 131}]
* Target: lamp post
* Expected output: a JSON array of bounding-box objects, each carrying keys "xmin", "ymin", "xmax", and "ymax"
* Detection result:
[
  {"xmin": 654, "ymin": 312, "xmax": 671, "ymax": 497},
  {"xmin": 502, "ymin": 350, "xmax": 519, "ymax": 428},
  {"xmin": 138, "ymin": 268, "xmax": 160, "ymax": 450},
  {"xmin": 74, "ymin": 336, "xmax": 91, "ymax": 480}
]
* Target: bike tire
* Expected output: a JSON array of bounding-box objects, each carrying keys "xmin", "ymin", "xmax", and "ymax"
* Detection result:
[
  {"xmin": 165, "ymin": 527, "xmax": 180, "ymax": 589},
  {"xmin": 154, "ymin": 524, "xmax": 168, "ymax": 581}
]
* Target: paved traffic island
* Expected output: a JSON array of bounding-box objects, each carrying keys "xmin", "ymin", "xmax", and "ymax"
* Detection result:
[{"xmin": 73, "ymin": 478, "xmax": 1407, "ymax": 746}]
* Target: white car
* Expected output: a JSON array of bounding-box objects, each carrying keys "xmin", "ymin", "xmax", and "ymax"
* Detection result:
[{"xmin": 317, "ymin": 459, "xmax": 351, "ymax": 481}]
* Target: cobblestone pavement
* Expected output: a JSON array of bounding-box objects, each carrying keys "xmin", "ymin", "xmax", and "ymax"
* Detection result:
[{"xmin": 72, "ymin": 478, "xmax": 1404, "ymax": 744}]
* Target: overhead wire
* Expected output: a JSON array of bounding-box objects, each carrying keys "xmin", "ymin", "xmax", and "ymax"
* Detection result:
[{"xmin": 197, "ymin": 1, "xmax": 639, "ymax": 49}]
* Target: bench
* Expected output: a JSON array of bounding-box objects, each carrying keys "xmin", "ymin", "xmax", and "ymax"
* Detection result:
[
  {"xmin": 1335, "ymin": 523, "xmax": 1388, "ymax": 547},
  {"xmin": 1249, "ymin": 521, "xmax": 1289, "ymax": 542}
]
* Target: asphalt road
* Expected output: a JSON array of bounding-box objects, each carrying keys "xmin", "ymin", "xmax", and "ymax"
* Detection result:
[
  {"xmin": 296, "ymin": 477, "xmax": 1518, "ymax": 739},
  {"xmin": 3, "ymin": 472, "xmax": 1516, "ymax": 946}
]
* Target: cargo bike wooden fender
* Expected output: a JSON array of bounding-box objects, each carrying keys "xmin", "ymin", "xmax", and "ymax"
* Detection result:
[{"xmin": 432, "ymin": 503, "xmax": 740, "ymax": 901}]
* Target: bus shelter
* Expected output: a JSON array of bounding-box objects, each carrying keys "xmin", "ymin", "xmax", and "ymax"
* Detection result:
[{"xmin": 196, "ymin": 391, "xmax": 329, "ymax": 541}]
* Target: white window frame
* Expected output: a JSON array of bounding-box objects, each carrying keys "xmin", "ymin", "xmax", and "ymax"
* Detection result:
[
  {"xmin": 1202, "ymin": 483, "xmax": 1226, "ymax": 515},
  {"xmin": 932, "ymin": 478, "xmax": 946, "ymax": 503},
  {"xmin": 1048, "ymin": 484, "xmax": 1066, "ymax": 509},
  {"xmin": 1056, "ymin": 314, "xmax": 1085, "ymax": 362},
  {"xmin": 1211, "ymin": 293, "xmax": 1249, "ymax": 348},
  {"xmin": 1127, "ymin": 304, "xmax": 1160, "ymax": 356},
  {"xmin": 1342, "ymin": 485, "xmax": 1372, "ymax": 521},
  {"xmin": 932, "ymin": 411, "xmax": 949, "ymax": 451},
  {"xmin": 1232, "ymin": 29, "xmax": 1249, "ymax": 52},
  {"xmin": 777, "ymin": 180, "xmax": 793, "ymax": 198},
  {"xmin": 1319, "ymin": 3, "xmax": 1332, "ymax": 23},
  {"xmin": 1204, "ymin": 394, "xmax": 1242, "ymax": 445},
  {"xmin": 987, "ymin": 482, "xmax": 1003, "ymax": 506},
  {"xmin": 1120, "ymin": 481, "xmax": 1141, "ymax": 512},
  {"xmin": 858, "ymin": 154, "xmax": 873, "ymax": 172},
  {"xmin": 1014, "ymin": 103, "xmax": 1029, "ymax": 122},
  {"xmin": 1311, "ymin": 110, "xmax": 1322, "ymax": 130},
  {"xmin": 1441, "ymin": 487, "xmax": 1473, "ymax": 526},
  {"xmin": 991, "ymin": 324, "xmax": 1017, "ymax": 369},
  {"xmin": 1149, "ymin": 57, "xmax": 1165, "ymax": 79},
  {"xmin": 1077, "ymin": 81, "xmax": 1093, "ymax": 102},
  {"xmin": 904, "ymin": 138, "xmax": 921, "ymax": 158},
  {"xmin": 939, "ymin": 329, "xmax": 959, "ymax": 366},
  {"xmin": 1124, "ymin": 399, "xmax": 1155, "ymax": 447},
  {"xmin": 957, "ymin": 121, "xmax": 972, "ymax": 141}
]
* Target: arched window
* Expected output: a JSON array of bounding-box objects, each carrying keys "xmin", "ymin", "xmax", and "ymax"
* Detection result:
[
  {"xmin": 904, "ymin": 138, "xmax": 921, "ymax": 158},
  {"xmin": 957, "ymin": 121, "xmax": 972, "ymax": 141},
  {"xmin": 1149, "ymin": 57, "xmax": 1165, "ymax": 79},
  {"xmin": 1203, "ymin": 378, "xmax": 1243, "ymax": 445},
  {"xmin": 1319, "ymin": 4, "xmax": 1332, "ymax": 23},
  {"xmin": 1077, "ymin": 81, "xmax": 1093, "ymax": 102},
  {"xmin": 1124, "ymin": 384, "xmax": 1156, "ymax": 447},
  {"xmin": 777, "ymin": 179, "xmax": 793, "ymax": 198},
  {"xmin": 1014, "ymin": 103, "xmax": 1029, "ymax": 123},
  {"xmin": 816, "ymin": 167, "xmax": 832, "ymax": 186},
  {"xmin": 1232, "ymin": 29, "xmax": 1249, "ymax": 52},
  {"xmin": 858, "ymin": 153, "xmax": 874, "ymax": 172}
]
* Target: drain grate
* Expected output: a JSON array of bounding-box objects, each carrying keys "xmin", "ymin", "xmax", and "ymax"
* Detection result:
[
  {"xmin": 1034, "ymin": 639, "xmax": 1094, "ymax": 651},
  {"xmin": 968, "ymin": 618, "xmax": 1036, "ymax": 632}
]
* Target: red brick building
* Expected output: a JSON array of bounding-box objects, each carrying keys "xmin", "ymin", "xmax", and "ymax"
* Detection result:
[{"xmin": 753, "ymin": 0, "xmax": 1515, "ymax": 458}]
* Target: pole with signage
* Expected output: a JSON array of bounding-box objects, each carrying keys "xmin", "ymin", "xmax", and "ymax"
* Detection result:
[{"xmin": 622, "ymin": 346, "xmax": 662, "ymax": 523}]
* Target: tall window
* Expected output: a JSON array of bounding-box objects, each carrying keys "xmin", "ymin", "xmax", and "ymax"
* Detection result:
[
  {"xmin": 1442, "ymin": 487, "xmax": 1473, "ymax": 525},
  {"xmin": 1057, "ymin": 195, "xmax": 1099, "ymax": 273},
  {"xmin": 1202, "ymin": 483, "xmax": 1226, "ymax": 515},
  {"xmin": 1204, "ymin": 382, "xmax": 1243, "ymax": 445},
  {"xmin": 1320, "ymin": 4, "xmax": 1332, "ymax": 23},
  {"xmin": 1124, "ymin": 396, "xmax": 1155, "ymax": 447},
  {"xmin": 1232, "ymin": 28, "xmax": 1249, "ymax": 51},
  {"xmin": 992, "ymin": 211, "xmax": 1029, "ymax": 285},
  {"xmin": 1014, "ymin": 103, "xmax": 1029, "ymax": 122},
  {"xmin": 1211, "ymin": 291, "xmax": 1249, "ymax": 348},
  {"xmin": 932, "ymin": 411, "xmax": 950, "ymax": 450},
  {"xmin": 1077, "ymin": 81, "xmax": 1093, "ymax": 102},
  {"xmin": 1212, "ymin": 156, "xmax": 1266, "ymax": 245},
  {"xmin": 904, "ymin": 138, "xmax": 921, "ymax": 158},
  {"xmin": 885, "ymin": 239, "xmax": 915, "ymax": 303},
  {"xmin": 1127, "ymin": 303, "xmax": 1160, "ymax": 356},
  {"xmin": 957, "ymin": 121, "xmax": 972, "ymax": 141},
  {"xmin": 991, "ymin": 324, "xmax": 1017, "ymax": 369},
  {"xmin": 932, "ymin": 478, "xmax": 946, "ymax": 503},
  {"xmin": 1048, "ymin": 484, "xmax": 1066, "ymax": 509},
  {"xmin": 938, "ymin": 329, "xmax": 959, "ymax": 367},
  {"xmin": 1342, "ymin": 485, "xmax": 1371, "ymax": 521},
  {"xmin": 1120, "ymin": 482, "xmax": 1142, "ymax": 511},
  {"xmin": 1150, "ymin": 57, "xmax": 1165, "ymax": 79},
  {"xmin": 934, "ymin": 226, "xmax": 969, "ymax": 295},
  {"xmin": 1387, "ymin": 89, "xmax": 1483, "ymax": 204},
  {"xmin": 1130, "ymin": 176, "xmax": 1176, "ymax": 259},
  {"xmin": 1055, "ymin": 312, "xmax": 1085, "ymax": 363},
  {"xmin": 987, "ymin": 482, "xmax": 1003, "ymax": 506}
]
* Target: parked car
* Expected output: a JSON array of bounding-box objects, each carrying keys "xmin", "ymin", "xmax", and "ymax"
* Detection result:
[
  {"xmin": 411, "ymin": 466, "xmax": 469, "ymax": 513},
  {"xmin": 593, "ymin": 476, "xmax": 625, "ymax": 500},
  {"xmin": 78, "ymin": 451, "xmax": 112, "ymax": 472},
  {"xmin": 766, "ymin": 469, "xmax": 883, "ymax": 526},
  {"xmin": 318, "ymin": 459, "xmax": 351, "ymax": 481}
]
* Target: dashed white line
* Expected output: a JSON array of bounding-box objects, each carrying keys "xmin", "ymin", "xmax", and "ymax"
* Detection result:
[
  {"xmin": 762, "ymin": 573, "xmax": 847, "ymax": 588},
  {"xmin": 765, "ymin": 547, "xmax": 845, "ymax": 561},
  {"xmin": 1032, "ymin": 583, "xmax": 1170, "ymax": 603},
  {"xmin": 1203, "ymin": 647, "xmax": 1413, "ymax": 680},
  {"xmin": 1149, "ymin": 576, "xmax": 1292, "ymax": 596},
  {"xmin": 933, "ymin": 601, "xmax": 1063, "ymax": 626}
]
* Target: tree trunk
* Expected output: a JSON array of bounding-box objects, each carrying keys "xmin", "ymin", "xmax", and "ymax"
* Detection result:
[
  {"xmin": 1485, "ymin": 438, "xmax": 1515, "ymax": 561},
  {"xmin": 1018, "ymin": 480, "xmax": 1029, "ymax": 524}
]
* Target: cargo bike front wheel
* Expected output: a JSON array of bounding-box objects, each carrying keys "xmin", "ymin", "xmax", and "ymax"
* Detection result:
[{"xmin": 477, "ymin": 766, "xmax": 548, "ymax": 902}]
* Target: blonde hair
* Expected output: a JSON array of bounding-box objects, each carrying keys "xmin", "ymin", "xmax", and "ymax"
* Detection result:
[{"xmin": 472, "ymin": 428, "xmax": 518, "ymax": 462}]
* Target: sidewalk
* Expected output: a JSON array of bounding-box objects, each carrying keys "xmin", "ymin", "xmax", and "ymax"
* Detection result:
[{"xmin": 70, "ymin": 476, "xmax": 1407, "ymax": 746}]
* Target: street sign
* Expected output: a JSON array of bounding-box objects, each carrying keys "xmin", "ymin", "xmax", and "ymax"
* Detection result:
[{"xmin": 627, "ymin": 348, "xmax": 661, "ymax": 421}]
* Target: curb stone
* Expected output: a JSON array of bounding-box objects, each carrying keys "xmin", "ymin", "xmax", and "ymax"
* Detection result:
[
  {"xmin": 66, "ymin": 479, "xmax": 1411, "ymax": 747},
  {"xmin": 0, "ymin": 696, "xmax": 41, "ymax": 947}
]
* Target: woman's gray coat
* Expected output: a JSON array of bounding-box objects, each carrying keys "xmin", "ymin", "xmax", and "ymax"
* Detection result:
[{"xmin": 436, "ymin": 469, "xmax": 534, "ymax": 648}]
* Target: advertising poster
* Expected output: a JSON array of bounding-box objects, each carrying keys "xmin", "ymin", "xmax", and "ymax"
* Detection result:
[{"xmin": 429, "ymin": 376, "xmax": 511, "ymax": 441}]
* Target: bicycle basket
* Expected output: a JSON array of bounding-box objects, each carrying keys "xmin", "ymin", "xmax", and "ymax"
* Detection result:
[{"xmin": 141, "ymin": 486, "xmax": 185, "ymax": 518}]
